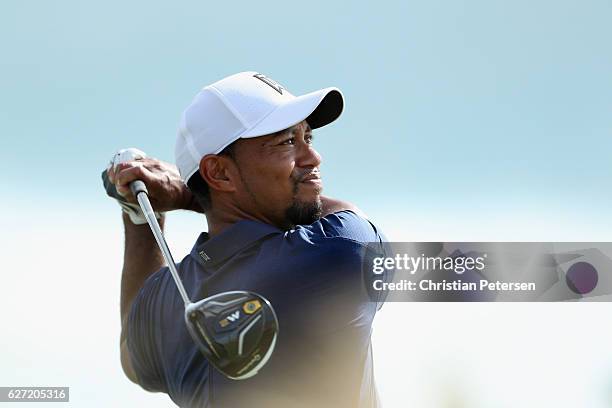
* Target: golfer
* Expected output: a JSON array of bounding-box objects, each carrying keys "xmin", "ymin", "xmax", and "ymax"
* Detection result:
[{"xmin": 105, "ymin": 72, "xmax": 387, "ymax": 407}]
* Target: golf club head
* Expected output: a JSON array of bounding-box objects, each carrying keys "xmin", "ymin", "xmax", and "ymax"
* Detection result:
[{"xmin": 185, "ymin": 291, "xmax": 278, "ymax": 380}]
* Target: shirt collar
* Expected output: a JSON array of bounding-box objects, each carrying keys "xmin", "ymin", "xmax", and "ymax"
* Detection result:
[{"xmin": 190, "ymin": 219, "xmax": 282, "ymax": 267}]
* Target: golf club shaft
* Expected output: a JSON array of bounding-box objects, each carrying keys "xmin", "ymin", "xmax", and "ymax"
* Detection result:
[{"xmin": 131, "ymin": 181, "xmax": 192, "ymax": 307}]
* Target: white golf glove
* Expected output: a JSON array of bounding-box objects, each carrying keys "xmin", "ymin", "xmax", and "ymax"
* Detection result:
[{"xmin": 101, "ymin": 148, "xmax": 163, "ymax": 225}]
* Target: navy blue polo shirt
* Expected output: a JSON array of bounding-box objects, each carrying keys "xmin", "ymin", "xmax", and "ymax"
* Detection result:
[{"xmin": 128, "ymin": 210, "xmax": 387, "ymax": 408}]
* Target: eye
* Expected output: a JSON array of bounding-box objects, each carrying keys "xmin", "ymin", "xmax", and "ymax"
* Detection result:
[
  {"xmin": 280, "ymin": 137, "xmax": 295, "ymax": 145},
  {"xmin": 305, "ymin": 134, "xmax": 314, "ymax": 144}
]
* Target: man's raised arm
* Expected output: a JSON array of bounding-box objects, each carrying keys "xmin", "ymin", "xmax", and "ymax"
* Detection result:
[
  {"xmin": 104, "ymin": 154, "xmax": 200, "ymax": 383},
  {"xmin": 320, "ymin": 195, "xmax": 368, "ymax": 219},
  {"xmin": 119, "ymin": 213, "xmax": 165, "ymax": 384}
]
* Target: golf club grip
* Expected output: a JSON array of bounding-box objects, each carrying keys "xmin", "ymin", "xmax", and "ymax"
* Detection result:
[{"xmin": 130, "ymin": 180, "xmax": 148, "ymax": 196}]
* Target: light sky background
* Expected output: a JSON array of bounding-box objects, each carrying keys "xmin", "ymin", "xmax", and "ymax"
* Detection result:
[{"xmin": 1, "ymin": 0, "xmax": 611, "ymax": 407}]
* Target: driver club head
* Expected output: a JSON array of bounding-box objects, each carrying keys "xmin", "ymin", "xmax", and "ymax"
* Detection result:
[{"xmin": 185, "ymin": 291, "xmax": 278, "ymax": 380}]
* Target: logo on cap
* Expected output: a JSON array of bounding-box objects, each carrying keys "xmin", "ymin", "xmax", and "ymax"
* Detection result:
[{"xmin": 253, "ymin": 73, "xmax": 284, "ymax": 95}]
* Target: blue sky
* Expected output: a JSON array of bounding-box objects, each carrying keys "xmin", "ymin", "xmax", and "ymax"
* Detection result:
[{"xmin": 2, "ymin": 0, "xmax": 611, "ymax": 221}]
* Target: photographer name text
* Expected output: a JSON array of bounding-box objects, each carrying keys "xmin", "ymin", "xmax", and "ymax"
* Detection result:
[{"xmin": 371, "ymin": 254, "xmax": 536, "ymax": 292}]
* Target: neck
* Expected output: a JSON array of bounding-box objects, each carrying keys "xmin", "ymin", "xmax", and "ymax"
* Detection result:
[{"xmin": 205, "ymin": 205, "xmax": 286, "ymax": 237}]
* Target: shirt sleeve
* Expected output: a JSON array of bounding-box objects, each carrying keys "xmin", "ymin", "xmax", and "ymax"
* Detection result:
[
  {"xmin": 127, "ymin": 268, "xmax": 168, "ymax": 393},
  {"xmin": 312, "ymin": 210, "xmax": 391, "ymax": 310},
  {"xmin": 305, "ymin": 210, "xmax": 387, "ymax": 244}
]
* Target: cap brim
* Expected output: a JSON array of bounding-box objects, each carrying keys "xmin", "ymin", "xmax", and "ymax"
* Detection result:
[{"xmin": 241, "ymin": 87, "xmax": 343, "ymax": 138}]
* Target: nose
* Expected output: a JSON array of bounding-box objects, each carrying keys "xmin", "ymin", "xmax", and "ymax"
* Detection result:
[{"xmin": 296, "ymin": 143, "xmax": 322, "ymax": 168}]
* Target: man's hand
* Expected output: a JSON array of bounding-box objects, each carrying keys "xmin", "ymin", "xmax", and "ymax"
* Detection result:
[{"xmin": 105, "ymin": 155, "xmax": 200, "ymax": 214}]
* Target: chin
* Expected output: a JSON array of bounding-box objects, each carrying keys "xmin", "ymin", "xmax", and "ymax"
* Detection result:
[{"xmin": 284, "ymin": 197, "xmax": 323, "ymax": 227}]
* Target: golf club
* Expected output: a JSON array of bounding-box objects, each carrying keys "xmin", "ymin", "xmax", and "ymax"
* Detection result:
[{"xmin": 110, "ymin": 148, "xmax": 279, "ymax": 380}]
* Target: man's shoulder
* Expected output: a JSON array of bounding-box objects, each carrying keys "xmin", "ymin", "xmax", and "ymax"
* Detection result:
[
  {"xmin": 143, "ymin": 254, "xmax": 205, "ymax": 302},
  {"xmin": 131, "ymin": 261, "xmax": 190, "ymax": 319},
  {"xmin": 297, "ymin": 210, "xmax": 385, "ymax": 245}
]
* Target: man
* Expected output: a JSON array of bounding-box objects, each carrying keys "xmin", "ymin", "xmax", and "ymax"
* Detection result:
[{"xmin": 105, "ymin": 72, "xmax": 387, "ymax": 407}]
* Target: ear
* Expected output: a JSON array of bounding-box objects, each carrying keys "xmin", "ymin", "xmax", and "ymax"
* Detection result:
[{"xmin": 199, "ymin": 154, "xmax": 239, "ymax": 193}]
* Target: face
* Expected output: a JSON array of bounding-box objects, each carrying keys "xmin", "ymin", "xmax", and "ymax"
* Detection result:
[{"xmin": 230, "ymin": 120, "xmax": 323, "ymax": 229}]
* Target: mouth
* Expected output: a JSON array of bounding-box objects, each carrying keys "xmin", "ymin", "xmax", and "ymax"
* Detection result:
[
  {"xmin": 299, "ymin": 173, "xmax": 322, "ymax": 185},
  {"xmin": 297, "ymin": 172, "xmax": 323, "ymax": 190}
]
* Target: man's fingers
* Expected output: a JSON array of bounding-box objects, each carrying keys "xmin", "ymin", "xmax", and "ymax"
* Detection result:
[
  {"xmin": 106, "ymin": 157, "xmax": 184, "ymax": 212},
  {"xmin": 113, "ymin": 163, "xmax": 151, "ymax": 201},
  {"xmin": 115, "ymin": 163, "xmax": 148, "ymax": 186},
  {"xmin": 108, "ymin": 164, "xmax": 120, "ymax": 183},
  {"xmin": 115, "ymin": 183, "xmax": 132, "ymax": 199}
]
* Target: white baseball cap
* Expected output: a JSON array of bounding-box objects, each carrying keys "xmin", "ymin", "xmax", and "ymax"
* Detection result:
[{"xmin": 175, "ymin": 71, "xmax": 344, "ymax": 183}]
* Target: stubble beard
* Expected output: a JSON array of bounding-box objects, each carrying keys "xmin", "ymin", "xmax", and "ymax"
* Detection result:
[{"xmin": 284, "ymin": 180, "xmax": 322, "ymax": 229}]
